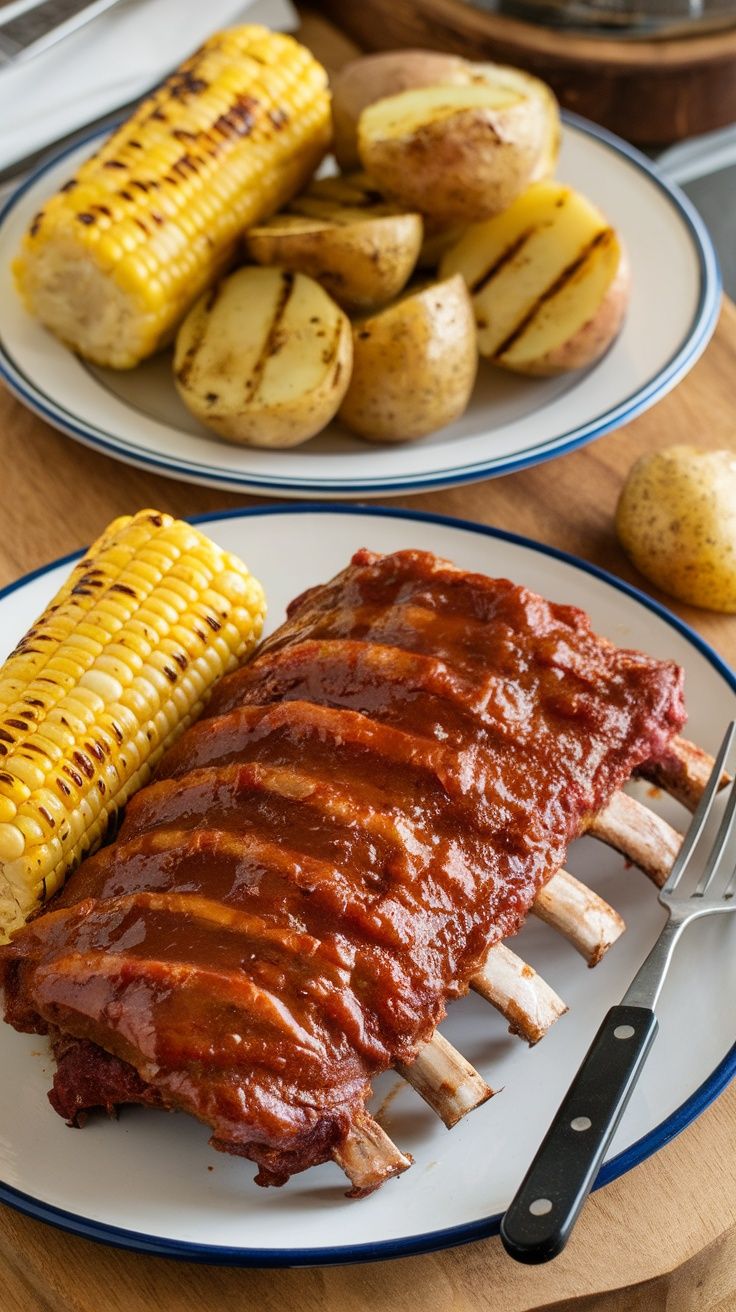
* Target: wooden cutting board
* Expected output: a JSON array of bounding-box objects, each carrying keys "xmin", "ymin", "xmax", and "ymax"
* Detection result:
[{"xmin": 0, "ymin": 13, "xmax": 735, "ymax": 1310}]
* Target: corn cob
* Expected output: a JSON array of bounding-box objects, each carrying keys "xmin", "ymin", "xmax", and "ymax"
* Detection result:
[
  {"xmin": 13, "ymin": 26, "xmax": 331, "ymax": 369},
  {"xmin": 0, "ymin": 510, "xmax": 265, "ymax": 939}
]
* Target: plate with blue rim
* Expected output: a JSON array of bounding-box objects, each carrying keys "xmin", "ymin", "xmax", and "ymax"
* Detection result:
[
  {"xmin": 0, "ymin": 113, "xmax": 722, "ymax": 499},
  {"xmin": 0, "ymin": 504, "xmax": 734, "ymax": 1266}
]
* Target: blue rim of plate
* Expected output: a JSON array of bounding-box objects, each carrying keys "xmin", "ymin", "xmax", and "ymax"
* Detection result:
[
  {"xmin": 0, "ymin": 113, "xmax": 722, "ymax": 496},
  {"xmin": 0, "ymin": 502, "xmax": 734, "ymax": 1266}
]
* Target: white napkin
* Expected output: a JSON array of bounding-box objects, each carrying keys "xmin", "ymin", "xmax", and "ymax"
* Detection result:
[{"xmin": 0, "ymin": 0, "xmax": 298, "ymax": 172}]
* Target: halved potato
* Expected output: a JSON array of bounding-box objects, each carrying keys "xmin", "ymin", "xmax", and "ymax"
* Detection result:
[
  {"xmin": 174, "ymin": 266, "xmax": 352, "ymax": 448},
  {"xmin": 474, "ymin": 63, "xmax": 560, "ymax": 185},
  {"xmin": 245, "ymin": 188, "xmax": 422, "ymax": 312},
  {"xmin": 338, "ymin": 273, "xmax": 477, "ymax": 443},
  {"xmin": 331, "ymin": 50, "xmax": 473, "ymax": 170},
  {"xmin": 358, "ymin": 82, "xmax": 551, "ymax": 227},
  {"xmin": 440, "ymin": 180, "xmax": 630, "ymax": 375}
]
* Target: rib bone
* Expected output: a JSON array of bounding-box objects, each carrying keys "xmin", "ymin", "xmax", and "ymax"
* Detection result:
[
  {"xmin": 588, "ymin": 791, "xmax": 682, "ymax": 888},
  {"xmin": 333, "ymin": 1110, "xmax": 412, "ymax": 1196},
  {"xmin": 471, "ymin": 942, "xmax": 568, "ymax": 1044},
  {"xmin": 638, "ymin": 736, "xmax": 722, "ymax": 813},
  {"xmin": 394, "ymin": 1031, "xmax": 494, "ymax": 1128},
  {"xmin": 344, "ymin": 737, "xmax": 714, "ymax": 1153},
  {"xmin": 533, "ymin": 869, "xmax": 625, "ymax": 966}
]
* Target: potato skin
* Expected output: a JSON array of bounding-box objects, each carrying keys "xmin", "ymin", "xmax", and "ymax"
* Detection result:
[
  {"xmin": 474, "ymin": 62, "xmax": 560, "ymax": 184},
  {"xmin": 331, "ymin": 50, "xmax": 472, "ymax": 170},
  {"xmin": 616, "ymin": 445, "xmax": 736, "ymax": 613},
  {"xmin": 245, "ymin": 212, "xmax": 422, "ymax": 312},
  {"xmin": 338, "ymin": 273, "xmax": 477, "ymax": 443},
  {"xmin": 510, "ymin": 246, "xmax": 631, "ymax": 377},
  {"xmin": 358, "ymin": 92, "xmax": 549, "ymax": 227}
]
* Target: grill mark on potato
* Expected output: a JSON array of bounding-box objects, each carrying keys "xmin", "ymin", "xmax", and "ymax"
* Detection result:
[
  {"xmin": 245, "ymin": 271, "xmax": 295, "ymax": 402},
  {"xmin": 470, "ymin": 228, "xmax": 536, "ymax": 295},
  {"xmin": 175, "ymin": 283, "xmax": 224, "ymax": 387},
  {"xmin": 493, "ymin": 228, "xmax": 613, "ymax": 360},
  {"xmin": 322, "ymin": 318, "xmax": 345, "ymax": 377}
]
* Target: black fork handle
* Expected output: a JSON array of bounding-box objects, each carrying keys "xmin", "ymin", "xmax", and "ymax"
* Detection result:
[{"xmin": 500, "ymin": 1005, "xmax": 658, "ymax": 1264}]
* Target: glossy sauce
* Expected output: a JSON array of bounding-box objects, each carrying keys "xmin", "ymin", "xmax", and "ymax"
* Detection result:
[{"xmin": 0, "ymin": 550, "xmax": 685, "ymax": 1183}]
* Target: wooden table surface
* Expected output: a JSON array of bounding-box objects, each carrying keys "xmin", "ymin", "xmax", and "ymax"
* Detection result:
[{"xmin": 1, "ymin": 13, "xmax": 735, "ymax": 1311}]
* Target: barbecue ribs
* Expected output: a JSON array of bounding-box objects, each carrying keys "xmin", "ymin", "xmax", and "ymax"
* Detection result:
[{"xmin": 0, "ymin": 549, "xmax": 686, "ymax": 1192}]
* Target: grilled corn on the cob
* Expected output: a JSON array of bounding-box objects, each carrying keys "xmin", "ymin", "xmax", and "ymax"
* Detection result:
[
  {"xmin": 0, "ymin": 510, "xmax": 265, "ymax": 939},
  {"xmin": 13, "ymin": 26, "xmax": 331, "ymax": 368}
]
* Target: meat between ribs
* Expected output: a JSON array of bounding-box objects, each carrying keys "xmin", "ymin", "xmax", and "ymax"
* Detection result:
[{"xmin": 0, "ymin": 549, "xmax": 686, "ymax": 1188}]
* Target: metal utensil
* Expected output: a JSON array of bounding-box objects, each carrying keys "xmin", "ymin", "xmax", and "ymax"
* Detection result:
[
  {"xmin": 501, "ymin": 722, "xmax": 736, "ymax": 1264},
  {"xmin": 0, "ymin": 0, "xmax": 125, "ymax": 69}
]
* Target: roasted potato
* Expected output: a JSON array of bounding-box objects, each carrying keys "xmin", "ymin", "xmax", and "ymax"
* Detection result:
[
  {"xmin": 338, "ymin": 274, "xmax": 477, "ymax": 443},
  {"xmin": 357, "ymin": 81, "xmax": 551, "ymax": 227},
  {"xmin": 616, "ymin": 446, "xmax": 736, "ymax": 613},
  {"xmin": 474, "ymin": 63, "xmax": 560, "ymax": 185},
  {"xmin": 174, "ymin": 267, "xmax": 352, "ymax": 449},
  {"xmin": 412, "ymin": 64, "xmax": 558, "ymax": 268},
  {"xmin": 331, "ymin": 49, "xmax": 472, "ymax": 170},
  {"xmin": 441, "ymin": 180, "xmax": 630, "ymax": 375},
  {"xmin": 245, "ymin": 186, "xmax": 422, "ymax": 312},
  {"xmin": 332, "ymin": 51, "xmax": 559, "ymax": 184}
]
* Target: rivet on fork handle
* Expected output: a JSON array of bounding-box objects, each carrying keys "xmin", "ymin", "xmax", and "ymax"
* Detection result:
[{"xmin": 500, "ymin": 1004, "xmax": 658, "ymax": 1264}]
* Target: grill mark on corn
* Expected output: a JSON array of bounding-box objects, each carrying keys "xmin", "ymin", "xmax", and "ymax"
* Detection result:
[
  {"xmin": 212, "ymin": 95, "xmax": 258, "ymax": 141},
  {"xmin": 245, "ymin": 271, "xmax": 295, "ymax": 402},
  {"xmin": 470, "ymin": 228, "xmax": 536, "ymax": 295},
  {"xmin": 493, "ymin": 229, "xmax": 613, "ymax": 360}
]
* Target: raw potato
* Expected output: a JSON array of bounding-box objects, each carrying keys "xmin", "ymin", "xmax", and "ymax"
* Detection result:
[
  {"xmin": 338, "ymin": 274, "xmax": 477, "ymax": 443},
  {"xmin": 174, "ymin": 267, "xmax": 352, "ymax": 449},
  {"xmin": 245, "ymin": 187, "xmax": 422, "ymax": 312},
  {"xmin": 331, "ymin": 50, "xmax": 472, "ymax": 170},
  {"xmin": 441, "ymin": 179, "xmax": 630, "ymax": 375},
  {"xmin": 616, "ymin": 446, "xmax": 736, "ymax": 613}
]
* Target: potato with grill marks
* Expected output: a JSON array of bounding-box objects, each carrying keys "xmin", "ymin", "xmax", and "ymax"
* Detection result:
[
  {"xmin": 331, "ymin": 51, "xmax": 559, "ymax": 192},
  {"xmin": 174, "ymin": 267, "xmax": 352, "ymax": 448},
  {"xmin": 441, "ymin": 180, "xmax": 630, "ymax": 376},
  {"xmin": 357, "ymin": 81, "xmax": 552, "ymax": 227},
  {"xmin": 245, "ymin": 186, "xmax": 422, "ymax": 312},
  {"xmin": 331, "ymin": 49, "xmax": 474, "ymax": 170}
]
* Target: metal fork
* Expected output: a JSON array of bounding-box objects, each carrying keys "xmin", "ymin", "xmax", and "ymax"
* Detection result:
[{"xmin": 501, "ymin": 722, "xmax": 736, "ymax": 1265}]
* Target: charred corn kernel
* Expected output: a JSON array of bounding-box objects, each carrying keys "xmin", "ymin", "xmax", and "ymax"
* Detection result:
[
  {"xmin": 13, "ymin": 26, "xmax": 331, "ymax": 368},
  {"xmin": 0, "ymin": 510, "xmax": 266, "ymax": 939}
]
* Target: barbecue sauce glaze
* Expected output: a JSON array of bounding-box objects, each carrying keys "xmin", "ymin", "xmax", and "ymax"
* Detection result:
[{"xmin": 0, "ymin": 550, "xmax": 685, "ymax": 1186}]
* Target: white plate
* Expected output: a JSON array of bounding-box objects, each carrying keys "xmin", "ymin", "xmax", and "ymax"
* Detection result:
[
  {"xmin": 0, "ymin": 506, "xmax": 734, "ymax": 1266},
  {"xmin": 0, "ymin": 118, "xmax": 721, "ymax": 499}
]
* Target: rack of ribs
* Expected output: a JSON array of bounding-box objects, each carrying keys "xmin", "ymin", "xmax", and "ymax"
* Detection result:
[{"xmin": 0, "ymin": 548, "xmax": 711, "ymax": 1195}]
